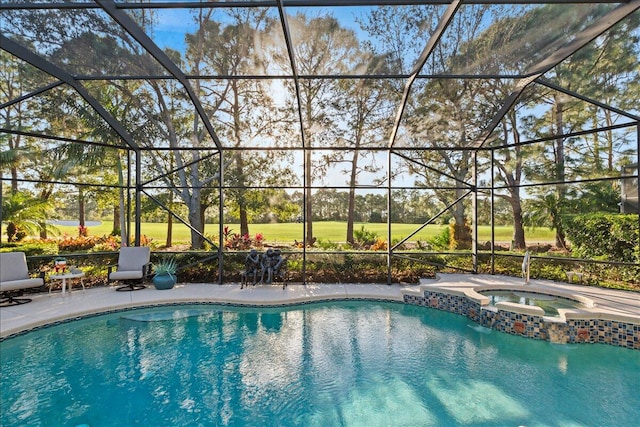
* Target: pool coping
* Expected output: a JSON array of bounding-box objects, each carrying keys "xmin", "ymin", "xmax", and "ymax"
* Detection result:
[{"xmin": 0, "ymin": 282, "xmax": 405, "ymax": 339}]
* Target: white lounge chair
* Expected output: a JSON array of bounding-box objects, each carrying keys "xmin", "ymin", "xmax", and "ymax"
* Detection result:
[
  {"xmin": 0, "ymin": 252, "xmax": 45, "ymax": 306},
  {"xmin": 107, "ymin": 246, "xmax": 152, "ymax": 292}
]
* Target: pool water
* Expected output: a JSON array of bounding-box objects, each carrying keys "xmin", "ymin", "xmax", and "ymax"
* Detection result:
[
  {"xmin": 1, "ymin": 301, "xmax": 638, "ymax": 426},
  {"xmin": 480, "ymin": 290, "xmax": 584, "ymax": 316}
]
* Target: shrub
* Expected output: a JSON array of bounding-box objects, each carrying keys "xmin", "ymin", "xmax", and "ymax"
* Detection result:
[
  {"xmin": 316, "ymin": 239, "xmax": 343, "ymax": 250},
  {"xmin": 91, "ymin": 235, "xmax": 120, "ymax": 252},
  {"xmin": 371, "ymin": 238, "xmax": 387, "ymax": 251},
  {"xmin": 564, "ymin": 214, "xmax": 639, "ymax": 263},
  {"xmin": 429, "ymin": 227, "xmax": 450, "ymax": 250},
  {"xmin": 58, "ymin": 235, "xmax": 99, "ymax": 252},
  {"xmin": 134, "ymin": 234, "xmax": 155, "ymax": 248},
  {"xmin": 203, "ymin": 234, "xmax": 218, "ymax": 251},
  {"xmin": 353, "ymin": 226, "xmax": 379, "ymax": 248},
  {"xmin": 0, "ymin": 241, "xmax": 58, "ymax": 256},
  {"xmin": 225, "ymin": 233, "xmax": 251, "ymax": 250}
]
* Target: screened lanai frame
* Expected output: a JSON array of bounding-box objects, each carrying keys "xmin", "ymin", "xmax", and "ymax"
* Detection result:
[{"xmin": 1, "ymin": 0, "xmax": 639, "ymax": 284}]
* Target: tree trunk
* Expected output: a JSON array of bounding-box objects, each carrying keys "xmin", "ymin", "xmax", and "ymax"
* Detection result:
[
  {"xmin": 166, "ymin": 211, "xmax": 173, "ymax": 248},
  {"xmin": 239, "ymin": 205, "xmax": 249, "ymax": 237},
  {"xmin": 511, "ymin": 197, "xmax": 526, "ymax": 249},
  {"xmin": 39, "ymin": 221, "xmax": 47, "ymax": 239},
  {"xmin": 555, "ymin": 222, "xmax": 567, "ymax": 250},
  {"xmin": 305, "ymin": 149, "xmax": 313, "ymax": 245},
  {"xmin": 112, "ymin": 205, "xmax": 120, "ymax": 236},
  {"xmin": 189, "ymin": 192, "xmax": 205, "ymax": 249},
  {"xmin": 450, "ymin": 189, "xmax": 471, "ymax": 249},
  {"xmin": 7, "ymin": 222, "xmax": 17, "ymax": 242},
  {"xmin": 38, "ymin": 186, "xmax": 52, "ymax": 240},
  {"xmin": 78, "ymin": 186, "xmax": 85, "ymax": 236},
  {"xmin": 116, "ymin": 154, "xmax": 127, "ymax": 246},
  {"xmin": 553, "ymin": 95, "xmax": 568, "ymax": 250},
  {"xmin": 604, "ymin": 109, "xmax": 614, "ymax": 173},
  {"xmin": 9, "ymin": 133, "xmax": 20, "ymax": 193},
  {"xmin": 502, "ymin": 117, "xmax": 526, "ymax": 250},
  {"xmin": 234, "ymin": 153, "xmax": 249, "ymax": 237},
  {"xmin": 346, "ymin": 150, "xmax": 359, "ymax": 244}
]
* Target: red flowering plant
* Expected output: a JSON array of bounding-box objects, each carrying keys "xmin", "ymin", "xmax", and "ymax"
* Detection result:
[
  {"xmin": 225, "ymin": 233, "xmax": 251, "ymax": 250},
  {"xmin": 254, "ymin": 233, "xmax": 264, "ymax": 248},
  {"xmin": 223, "ymin": 226, "xmax": 233, "ymax": 241},
  {"xmin": 223, "ymin": 227, "xmax": 266, "ymax": 250}
]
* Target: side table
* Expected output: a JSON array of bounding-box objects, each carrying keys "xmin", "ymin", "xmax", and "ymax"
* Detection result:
[{"xmin": 49, "ymin": 272, "xmax": 85, "ymax": 294}]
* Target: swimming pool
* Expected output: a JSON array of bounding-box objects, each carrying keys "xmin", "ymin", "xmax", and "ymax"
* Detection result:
[{"xmin": 1, "ymin": 301, "xmax": 638, "ymax": 426}]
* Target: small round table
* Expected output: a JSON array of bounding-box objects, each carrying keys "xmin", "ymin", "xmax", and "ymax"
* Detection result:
[{"xmin": 49, "ymin": 272, "xmax": 85, "ymax": 294}]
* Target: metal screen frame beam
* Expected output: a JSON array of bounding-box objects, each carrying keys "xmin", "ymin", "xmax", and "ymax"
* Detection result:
[
  {"xmin": 276, "ymin": 0, "xmax": 310, "ymax": 283},
  {"xmin": 536, "ymin": 78, "xmax": 640, "ymax": 122},
  {"xmin": 0, "ymin": 81, "xmax": 64, "ymax": 110}
]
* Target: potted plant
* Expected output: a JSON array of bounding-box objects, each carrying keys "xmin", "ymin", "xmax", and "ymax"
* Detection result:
[{"xmin": 152, "ymin": 256, "xmax": 178, "ymax": 290}]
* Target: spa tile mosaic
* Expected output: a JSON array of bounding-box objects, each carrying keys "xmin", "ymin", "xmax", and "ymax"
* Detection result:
[{"xmin": 403, "ymin": 291, "xmax": 639, "ymax": 350}]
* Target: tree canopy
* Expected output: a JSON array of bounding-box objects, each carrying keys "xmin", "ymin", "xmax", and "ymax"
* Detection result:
[{"xmin": 1, "ymin": 1, "xmax": 638, "ymax": 260}]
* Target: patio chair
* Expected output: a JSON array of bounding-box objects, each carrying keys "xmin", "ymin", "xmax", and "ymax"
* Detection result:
[
  {"xmin": 0, "ymin": 252, "xmax": 45, "ymax": 306},
  {"xmin": 107, "ymin": 246, "xmax": 152, "ymax": 292}
]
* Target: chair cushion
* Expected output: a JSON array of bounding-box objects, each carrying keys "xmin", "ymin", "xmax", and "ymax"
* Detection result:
[
  {"xmin": 0, "ymin": 252, "xmax": 30, "ymax": 282},
  {"xmin": 109, "ymin": 270, "xmax": 144, "ymax": 281},
  {"xmin": 117, "ymin": 247, "xmax": 150, "ymax": 272},
  {"xmin": 0, "ymin": 278, "xmax": 44, "ymax": 292}
]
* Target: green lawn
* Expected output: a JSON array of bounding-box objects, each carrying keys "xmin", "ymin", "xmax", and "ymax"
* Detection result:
[{"xmin": 51, "ymin": 221, "xmax": 555, "ymax": 246}]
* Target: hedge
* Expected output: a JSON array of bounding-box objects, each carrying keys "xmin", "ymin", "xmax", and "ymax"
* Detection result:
[{"xmin": 564, "ymin": 213, "xmax": 639, "ymax": 263}]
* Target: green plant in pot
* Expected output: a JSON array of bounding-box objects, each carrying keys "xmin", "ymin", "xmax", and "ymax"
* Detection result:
[{"xmin": 152, "ymin": 256, "xmax": 178, "ymax": 290}]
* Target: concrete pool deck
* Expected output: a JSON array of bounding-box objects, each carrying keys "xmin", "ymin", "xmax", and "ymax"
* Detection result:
[{"xmin": 2, "ymin": 273, "xmax": 639, "ymax": 344}]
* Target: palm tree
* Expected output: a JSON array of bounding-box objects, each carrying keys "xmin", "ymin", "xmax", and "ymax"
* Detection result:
[
  {"xmin": 2, "ymin": 191, "xmax": 56, "ymax": 242},
  {"xmin": 0, "ymin": 147, "xmax": 22, "ymax": 167},
  {"xmin": 1, "ymin": 147, "xmax": 25, "ymax": 239}
]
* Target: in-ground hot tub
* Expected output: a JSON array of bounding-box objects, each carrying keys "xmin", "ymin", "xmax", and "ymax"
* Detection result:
[
  {"xmin": 478, "ymin": 289, "xmax": 587, "ymax": 317},
  {"xmin": 402, "ymin": 279, "xmax": 639, "ymax": 348}
]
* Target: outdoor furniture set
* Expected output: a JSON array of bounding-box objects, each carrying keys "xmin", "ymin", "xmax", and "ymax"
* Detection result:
[
  {"xmin": 1, "ymin": 247, "xmax": 288, "ymax": 306},
  {"xmin": 0, "ymin": 252, "xmax": 89, "ymax": 306}
]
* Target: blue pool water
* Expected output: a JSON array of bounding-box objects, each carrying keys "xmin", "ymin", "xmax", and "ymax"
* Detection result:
[{"xmin": 1, "ymin": 301, "xmax": 638, "ymax": 426}]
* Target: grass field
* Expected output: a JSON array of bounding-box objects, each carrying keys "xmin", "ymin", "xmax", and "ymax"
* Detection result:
[{"xmin": 48, "ymin": 221, "xmax": 556, "ymax": 246}]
